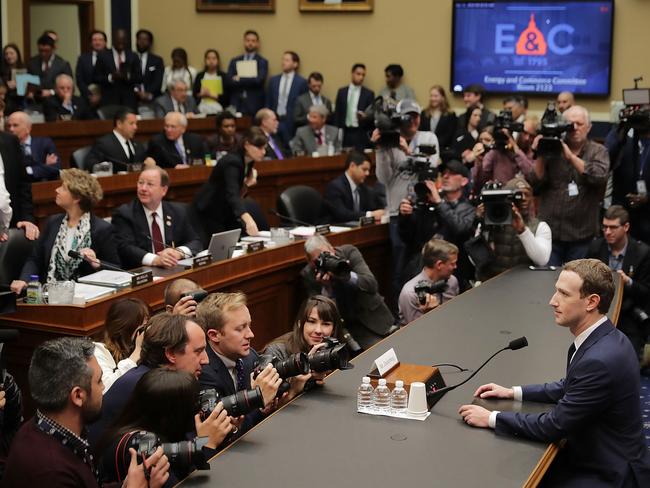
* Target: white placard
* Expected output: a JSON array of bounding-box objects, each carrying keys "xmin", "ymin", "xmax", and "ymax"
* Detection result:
[
  {"xmin": 374, "ymin": 348, "xmax": 398, "ymax": 376},
  {"xmin": 236, "ymin": 60, "xmax": 258, "ymax": 78}
]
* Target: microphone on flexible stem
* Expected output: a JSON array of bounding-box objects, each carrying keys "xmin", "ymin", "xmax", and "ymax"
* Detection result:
[
  {"xmin": 67, "ymin": 250, "xmax": 135, "ymax": 275},
  {"xmin": 143, "ymin": 234, "xmax": 193, "ymax": 259},
  {"xmin": 427, "ymin": 336, "xmax": 528, "ymax": 406},
  {"xmin": 268, "ymin": 209, "xmax": 313, "ymax": 227}
]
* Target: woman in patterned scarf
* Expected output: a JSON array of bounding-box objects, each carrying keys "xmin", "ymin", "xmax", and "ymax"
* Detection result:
[{"xmin": 11, "ymin": 168, "xmax": 120, "ymax": 293}]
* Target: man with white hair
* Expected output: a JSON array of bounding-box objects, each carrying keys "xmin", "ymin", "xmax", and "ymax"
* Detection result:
[
  {"xmin": 7, "ymin": 111, "xmax": 60, "ymax": 181},
  {"xmin": 43, "ymin": 73, "xmax": 94, "ymax": 122},
  {"xmin": 153, "ymin": 80, "xmax": 198, "ymax": 118},
  {"xmin": 529, "ymin": 105, "xmax": 609, "ymax": 265},
  {"xmin": 146, "ymin": 111, "xmax": 206, "ymax": 168},
  {"xmin": 290, "ymin": 104, "xmax": 341, "ymax": 156}
]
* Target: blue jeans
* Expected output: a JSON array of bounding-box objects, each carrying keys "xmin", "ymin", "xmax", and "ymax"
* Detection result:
[{"xmin": 548, "ymin": 239, "xmax": 591, "ymax": 266}]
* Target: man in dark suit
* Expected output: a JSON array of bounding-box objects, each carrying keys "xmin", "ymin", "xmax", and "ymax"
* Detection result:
[
  {"xmin": 7, "ymin": 111, "xmax": 60, "ymax": 181},
  {"xmin": 301, "ymin": 235, "xmax": 396, "ymax": 349},
  {"xmin": 75, "ymin": 29, "xmax": 107, "ymax": 103},
  {"xmin": 147, "ymin": 112, "xmax": 206, "ymax": 168},
  {"xmin": 227, "ymin": 30, "xmax": 268, "ymax": 117},
  {"xmin": 587, "ymin": 205, "xmax": 650, "ymax": 357},
  {"xmin": 153, "ymin": 80, "xmax": 199, "ymax": 118},
  {"xmin": 335, "ymin": 63, "xmax": 375, "ymax": 151},
  {"xmin": 254, "ymin": 108, "xmax": 288, "ymax": 159},
  {"xmin": 265, "ymin": 51, "xmax": 308, "ymax": 145},
  {"xmin": 460, "ymin": 258, "xmax": 650, "ymax": 487},
  {"xmin": 43, "ymin": 74, "xmax": 95, "ymax": 122},
  {"xmin": 290, "ymin": 104, "xmax": 341, "ymax": 156},
  {"xmin": 455, "ymin": 83, "xmax": 496, "ymax": 134},
  {"xmin": 112, "ymin": 166, "xmax": 203, "ymax": 269},
  {"xmin": 293, "ymin": 72, "xmax": 333, "ymax": 128},
  {"xmin": 134, "ymin": 29, "xmax": 164, "ymax": 105},
  {"xmin": 324, "ymin": 150, "xmax": 385, "ymax": 223},
  {"xmin": 93, "ymin": 29, "xmax": 142, "ymax": 109},
  {"xmin": 85, "ymin": 108, "xmax": 148, "ymax": 172},
  {"xmin": 26, "ymin": 33, "xmax": 72, "ymax": 100}
]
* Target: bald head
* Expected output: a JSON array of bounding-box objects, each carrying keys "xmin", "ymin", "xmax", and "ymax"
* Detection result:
[
  {"xmin": 556, "ymin": 91, "xmax": 574, "ymax": 113},
  {"xmin": 7, "ymin": 112, "xmax": 32, "ymax": 142},
  {"xmin": 255, "ymin": 108, "xmax": 278, "ymax": 135},
  {"xmin": 164, "ymin": 278, "xmax": 201, "ymax": 312}
]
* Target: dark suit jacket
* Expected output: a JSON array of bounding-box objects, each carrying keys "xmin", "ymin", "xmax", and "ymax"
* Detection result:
[
  {"xmin": 24, "ymin": 136, "xmax": 60, "ymax": 181},
  {"xmin": 43, "ymin": 94, "xmax": 95, "ymax": 122},
  {"xmin": 293, "ymin": 91, "xmax": 333, "ymax": 128},
  {"xmin": 19, "ymin": 213, "xmax": 120, "ymax": 282},
  {"xmin": 300, "ymin": 244, "xmax": 394, "ymax": 336},
  {"xmin": 75, "ymin": 51, "xmax": 101, "ymax": 100},
  {"xmin": 227, "ymin": 53, "xmax": 268, "ymax": 116},
  {"xmin": 146, "ymin": 132, "xmax": 206, "ymax": 168},
  {"xmin": 290, "ymin": 124, "xmax": 341, "ymax": 156},
  {"xmin": 26, "ymin": 54, "xmax": 72, "ymax": 90},
  {"xmin": 266, "ymin": 73, "xmax": 308, "ymax": 134},
  {"xmin": 140, "ymin": 51, "xmax": 164, "ymax": 99},
  {"xmin": 193, "ymin": 70, "xmax": 230, "ymax": 109},
  {"xmin": 324, "ymin": 173, "xmax": 381, "ymax": 222},
  {"xmin": 199, "ymin": 345, "xmax": 264, "ymax": 436},
  {"xmin": 263, "ymin": 133, "xmax": 289, "ymax": 160},
  {"xmin": 93, "ymin": 49, "xmax": 142, "ymax": 109},
  {"xmin": 85, "ymin": 133, "xmax": 147, "ymax": 172},
  {"xmin": 496, "ymin": 320, "xmax": 650, "ymax": 487},
  {"xmin": 334, "ymin": 85, "xmax": 375, "ymax": 128},
  {"xmin": 0, "ymin": 132, "xmax": 33, "ymax": 226},
  {"xmin": 153, "ymin": 93, "xmax": 199, "ymax": 118},
  {"xmin": 419, "ymin": 111, "xmax": 458, "ymax": 150},
  {"xmin": 111, "ymin": 199, "xmax": 203, "ymax": 269}
]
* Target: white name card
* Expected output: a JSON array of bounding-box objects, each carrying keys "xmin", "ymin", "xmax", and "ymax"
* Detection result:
[{"xmin": 374, "ymin": 348, "xmax": 399, "ymax": 376}]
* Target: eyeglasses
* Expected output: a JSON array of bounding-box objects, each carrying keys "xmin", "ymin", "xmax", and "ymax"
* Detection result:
[{"xmin": 601, "ymin": 224, "xmax": 622, "ymax": 231}]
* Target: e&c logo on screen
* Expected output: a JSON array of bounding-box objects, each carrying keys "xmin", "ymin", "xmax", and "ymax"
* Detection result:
[{"xmin": 495, "ymin": 13, "xmax": 574, "ymax": 56}]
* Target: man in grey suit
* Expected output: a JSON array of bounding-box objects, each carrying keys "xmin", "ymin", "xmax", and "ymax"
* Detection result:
[
  {"xmin": 26, "ymin": 33, "xmax": 73, "ymax": 100},
  {"xmin": 301, "ymin": 235, "xmax": 396, "ymax": 349},
  {"xmin": 293, "ymin": 72, "xmax": 333, "ymax": 128},
  {"xmin": 153, "ymin": 80, "xmax": 198, "ymax": 118},
  {"xmin": 290, "ymin": 104, "xmax": 341, "ymax": 156}
]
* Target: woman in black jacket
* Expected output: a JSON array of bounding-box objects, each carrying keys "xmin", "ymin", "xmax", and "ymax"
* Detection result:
[
  {"xmin": 419, "ymin": 84, "xmax": 457, "ymax": 151},
  {"xmin": 193, "ymin": 49, "xmax": 230, "ymax": 115}
]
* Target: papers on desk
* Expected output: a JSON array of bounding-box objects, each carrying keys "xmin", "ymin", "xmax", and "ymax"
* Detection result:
[
  {"xmin": 289, "ymin": 226, "xmax": 350, "ymax": 238},
  {"xmin": 73, "ymin": 282, "xmax": 116, "ymax": 302},
  {"xmin": 78, "ymin": 270, "xmax": 132, "ymax": 288},
  {"xmin": 236, "ymin": 60, "xmax": 258, "ymax": 78},
  {"xmin": 357, "ymin": 408, "xmax": 430, "ymax": 421},
  {"xmin": 16, "ymin": 73, "xmax": 40, "ymax": 96}
]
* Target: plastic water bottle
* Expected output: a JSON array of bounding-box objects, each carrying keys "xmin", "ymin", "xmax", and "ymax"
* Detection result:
[
  {"xmin": 390, "ymin": 380, "xmax": 408, "ymax": 413},
  {"xmin": 25, "ymin": 275, "xmax": 43, "ymax": 304},
  {"xmin": 327, "ymin": 142, "xmax": 335, "ymax": 156},
  {"xmin": 357, "ymin": 376, "xmax": 374, "ymax": 412},
  {"xmin": 373, "ymin": 378, "xmax": 391, "ymax": 413}
]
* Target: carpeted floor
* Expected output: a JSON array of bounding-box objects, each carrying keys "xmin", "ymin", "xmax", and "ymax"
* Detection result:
[{"xmin": 641, "ymin": 374, "xmax": 650, "ymax": 449}]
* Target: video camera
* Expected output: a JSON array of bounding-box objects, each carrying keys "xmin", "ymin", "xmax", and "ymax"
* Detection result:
[
  {"xmin": 254, "ymin": 352, "xmax": 310, "ymax": 397},
  {"xmin": 120, "ymin": 431, "xmax": 210, "ymax": 471},
  {"xmin": 493, "ymin": 109, "xmax": 524, "ymax": 151},
  {"xmin": 480, "ymin": 182, "xmax": 524, "ymax": 226},
  {"xmin": 373, "ymin": 96, "xmax": 418, "ymax": 147},
  {"xmin": 413, "ymin": 280, "xmax": 448, "ymax": 305},
  {"xmin": 198, "ymin": 386, "xmax": 265, "ymax": 419},
  {"xmin": 315, "ymin": 252, "xmax": 352, "ymax": 279},
  {"xmin": 537, "ymin": 101, "xmax": 575, "ymax": 157},
  {"xmin": 308, "ymin": 337, "xmax": 354, "ymax": 373},
  {"xmin": 619, "ymin": 78, "xmax": 650, "ymax": 133},
  {"xmin": 398, "ymin": 144, "xmax": 439, "ymax": 207}
]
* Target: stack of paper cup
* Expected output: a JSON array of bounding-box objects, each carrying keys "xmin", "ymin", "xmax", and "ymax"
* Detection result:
[{"xmin": 407, "ymin": 382, "xmax": 429, "ymax": 417}]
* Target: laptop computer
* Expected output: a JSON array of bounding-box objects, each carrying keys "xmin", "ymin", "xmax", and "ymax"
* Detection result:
[{"xmin": 208, "ymin": 229, "xmax": 242, "ymax": 262}]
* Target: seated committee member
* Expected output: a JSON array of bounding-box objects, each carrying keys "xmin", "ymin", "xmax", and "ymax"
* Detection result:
[
  {"xmin": 7, "ymin": 111, "xmax": 60, "ymax": 181},
  {"xmin": 44, "ymin": 73, "xmax": 94, "ymax": 122},
  {"xmin": 205, "ymin": 110, "xmax": 242, "ymax": 158},
  {"xmin": 293, "ymin": 72, "xmax": 333, "ymax": 128},
  {"xmin": 112, "ymin": 166, "xmax": 202, "ymax": 269},
  {"xmin": 193, "ymin": 127, "xmax": 268, "ymax": 240},
  {"xmin": 85, "ymin": 108, "xmax": 148, "ymax": 171},
  {"xmin": 290, "ymin": 104, "xmax": 341, "ymax": 156},
  {"xmin": 11, "ymin": 168, "xmax": 119, "ymax": 292},
  {"xmin": 255, "ymin": 108, "xmax": 289, "ymax": 159},
  {"xmin": 323, "ymin": 150, "xmax": 385, "ymax": 223},
  {"xmin": 3, "ymin": 337, "xmax": 169, "ymax": 487},
  {"xmin": 301, "ymin": 235, "xmax": 395, "ymax": 349},
  {"xmin": 147, "ymin": 112, "xmax": 206, "ymax": 168},
  {"xmin": 94, "ymin": 298, "xmax": 150, "ymax": 393},
  {"xmin": 399, "ymin": 239, "xmax": 460, "ymax": 325},
  {"xmin": 164, "ymin": 277, "xmax": 202, "ymax": 315},
  {"xmin": 153, "ymin": 80, "xmax": 199, "ymax": 118},
  {"xmin": 459, "ymin": 259, "xmax": 650, "ymax": 487}
]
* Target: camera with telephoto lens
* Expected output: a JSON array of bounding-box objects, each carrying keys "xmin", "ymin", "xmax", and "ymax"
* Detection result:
[
  {"xmin": 254, "ymin": 352, "xmax": 310, "ymax": 397},
  {"xmin": 493, "ymin": 109, "xmax": 524, "ymax": 151},
  {"xmin": 619, "ymin": 81, "xmax": 650, "ymax": 133},
  {"xmin": 537, "ymin": 101, "xmax": 575, "ymax": 157},
  {"xmin": 308, "ymin": 337, "xmax": 354, "ymax": 373},
  {"xmin": 197, "ymin": 387, "xmax": 265, "ymax": 419},
  {"xmin": 414, "ymin": 279, "xmax": 448, "ymax": 305},
  {"xmin": 120, "ymin": 430, "xmax": 210, "ymax": 471},
  {"xmin": 372, "ymin": 96, "xmax": 416, "ymax": 147},
  {"xmin": 315, "ymin": 251, "xmax": 352, "ymax": 279},
  {"xmin": 480, "ymin": 182, "xmax": 524, "ymax": 226},
  {"xmin": 398, "ymin": 144, "xmax": 439, "ymax": 208},
  {"xmin": 180, "ymin": 289, "xmax": 208, "ymax": 303}
]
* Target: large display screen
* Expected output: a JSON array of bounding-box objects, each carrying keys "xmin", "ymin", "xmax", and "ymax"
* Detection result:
[{"xmin": 451, "ymin": 1, "xmax": 614, "ymax": 96}]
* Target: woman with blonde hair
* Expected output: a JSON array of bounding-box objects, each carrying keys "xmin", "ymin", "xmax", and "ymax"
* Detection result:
[{"xmin": 419, "ymin": 84, "xmax": 457, "ymax": 150}]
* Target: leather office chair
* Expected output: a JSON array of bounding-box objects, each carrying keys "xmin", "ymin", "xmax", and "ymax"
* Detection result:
[
  {"xmin": 70, "ymin": 145, "xmax": 92, "ymax": 170},
  {"xmin": 276, "ymin": 185, "xmax": 325, "ymax": 226},
  {"xmin": 96, "ymin": 104, "xmax": 126, "ymax": 121},
  {"xmin": 0, "ymin": 228, "xmax": 35, "ymax": 286}
]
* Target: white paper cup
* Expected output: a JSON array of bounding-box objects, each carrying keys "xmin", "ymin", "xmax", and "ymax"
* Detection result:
[{"xmin": 407, "ymin": 382, "xmax": 428, "ymax": 417}]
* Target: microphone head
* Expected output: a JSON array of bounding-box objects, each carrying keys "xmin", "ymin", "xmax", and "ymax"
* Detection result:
[{"xmin": 508, "ymin": 336, "xmax": 528, "ymax": 351}]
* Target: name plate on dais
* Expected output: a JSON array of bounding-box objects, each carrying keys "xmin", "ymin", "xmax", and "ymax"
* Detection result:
[
  {"xmin": 246, "ymin": 241, "xmax": 264, "ymax": 253},
  {"xmin": 315, "ymin": 224, "xmax": 330, "ymax": 235},
  {"xmin": 193, "ymin": 254, "xmax": 212, "ymax": 268},
  {"xmin": 131, "ymin": 270, "xmax": 153, "ymax": 288},
  {"xmin": 359, "ymin": 216, "xmax": 375, "ymax": 227}
]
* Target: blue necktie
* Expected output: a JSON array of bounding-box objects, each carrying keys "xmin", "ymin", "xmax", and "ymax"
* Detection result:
[{"xmin": 268, "ymin": 136, "xmax": 284, "ymax": 160}]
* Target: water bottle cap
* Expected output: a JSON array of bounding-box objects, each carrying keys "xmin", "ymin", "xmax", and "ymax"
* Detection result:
[
  {"xmin": 378, "ymin": 378, "xmax": 387, "ymax": 386},
  {"xmin": 395, "ymin": 380, "xmax": 404, "ymax": 388},
  {"xmin": 362, "ymin": 377, "xmax": 370, "ymax": 384},
  {"xmin": 29, "ymin": 275, "xmax": 39, "ymax": 281}
]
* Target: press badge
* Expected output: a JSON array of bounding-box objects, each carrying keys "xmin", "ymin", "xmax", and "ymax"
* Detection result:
[
  {"xmin": 636, "ymin": 180, "xmax": 647, "ymax": 195},
  {"xmin": 568, "ymin": 181, "xmax": 579, "ymax": 197}
]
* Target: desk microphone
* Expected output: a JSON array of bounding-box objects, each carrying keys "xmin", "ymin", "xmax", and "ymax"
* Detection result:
[
  {"xmin": 427, "ymin": 336, "xmax": 528, "ymax": 405},
  {"xmin": 268, "ymin": 209, "xmax": 313, "ymax": 227},
  {"xmin": 143, "ymin": 234, "xmax": 193, "ymax": 259},
  {"xmin": 67, "ymin": 250, "xmax": 135, "ymax": 275}
]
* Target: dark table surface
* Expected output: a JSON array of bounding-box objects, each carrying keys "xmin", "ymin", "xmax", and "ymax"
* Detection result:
[{"xmin": 179, "ymin": 267, "xmax": 607, "ymax": 488}]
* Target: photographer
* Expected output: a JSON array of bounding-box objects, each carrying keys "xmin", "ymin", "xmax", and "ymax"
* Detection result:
[
  {"xmin": 0, "ymin": 370, "xmax": 22, "ymax": 479},
  {"xmin": 474, "ymin": 177, "xmax": 552, "ymax": 281},
  {"xmin": 398, "ymin": 160, "xmax": 476, "ymax": 290},
  {"xmin": 529, "ymin": 105, "xmax": 609, "ymax": 265},
  {"xmin": 587, "ymin": 205, "xmax": 650, "ymax": 359},
  {"xmin": 4, "ymin": 337, "xmax": 169, "ymax": 487},
  {"xmin": 163, "ymin": 278, "xmax": 202, "ymax": 316},
  {"xmin": 398, "ymin": 239, "xmax": 459, "ymax": 325},
  {"xmin": 301, "ymin": 235, "xmax": 395, "ymax": 349}
]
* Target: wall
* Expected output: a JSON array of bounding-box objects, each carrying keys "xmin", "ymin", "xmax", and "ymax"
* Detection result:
[
  {"xmin": 30, "ymin": 4, "xmax": 80, "ymax": 66},
  {"xmin": 138, "ymin": 0, "xmax": 650, "ymax": 121}
]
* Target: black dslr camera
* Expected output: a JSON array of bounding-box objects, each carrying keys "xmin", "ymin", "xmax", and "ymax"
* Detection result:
[
  {"xmin": 308, "ymin": 337, "xmax": 354, "ymax": 373},
  {"xmin": 254, "ymin": 352, "xmax": 310, "ymax": 397},
  {"xmin": 537, "ymin": 102, "xmax": 575, "ymax": 156},
  {"xmin": 315, "ymin": 252, "xmax": 352, "ymax": 279},
  {"xmin": 493, "ymin": 109, "xmax": 524, "ymax": 151},
  {"xmin": 180, "ymin": 289, "xmax": 208, "ymax": 303},
  {"xmin": 398, "ymin": 144, "xmax": 439, "ymax": 208},
  {"xmin": 413, "ymin": 280, "xmax": 448, "ymax": 305},
  {"xmin": 480, "ymin": 182, "xmax": 524, "ymax": 226},
  {"xmin": 197, "ymin": 386, "xmax": 265, "ymax": 419},
  {"xmin": 372, "ymin": 96, "xmax": 416, "ymax": 147},
  {"xmin": 121, "ymin": 431, "xmax": 210, "ymax": 471}
]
